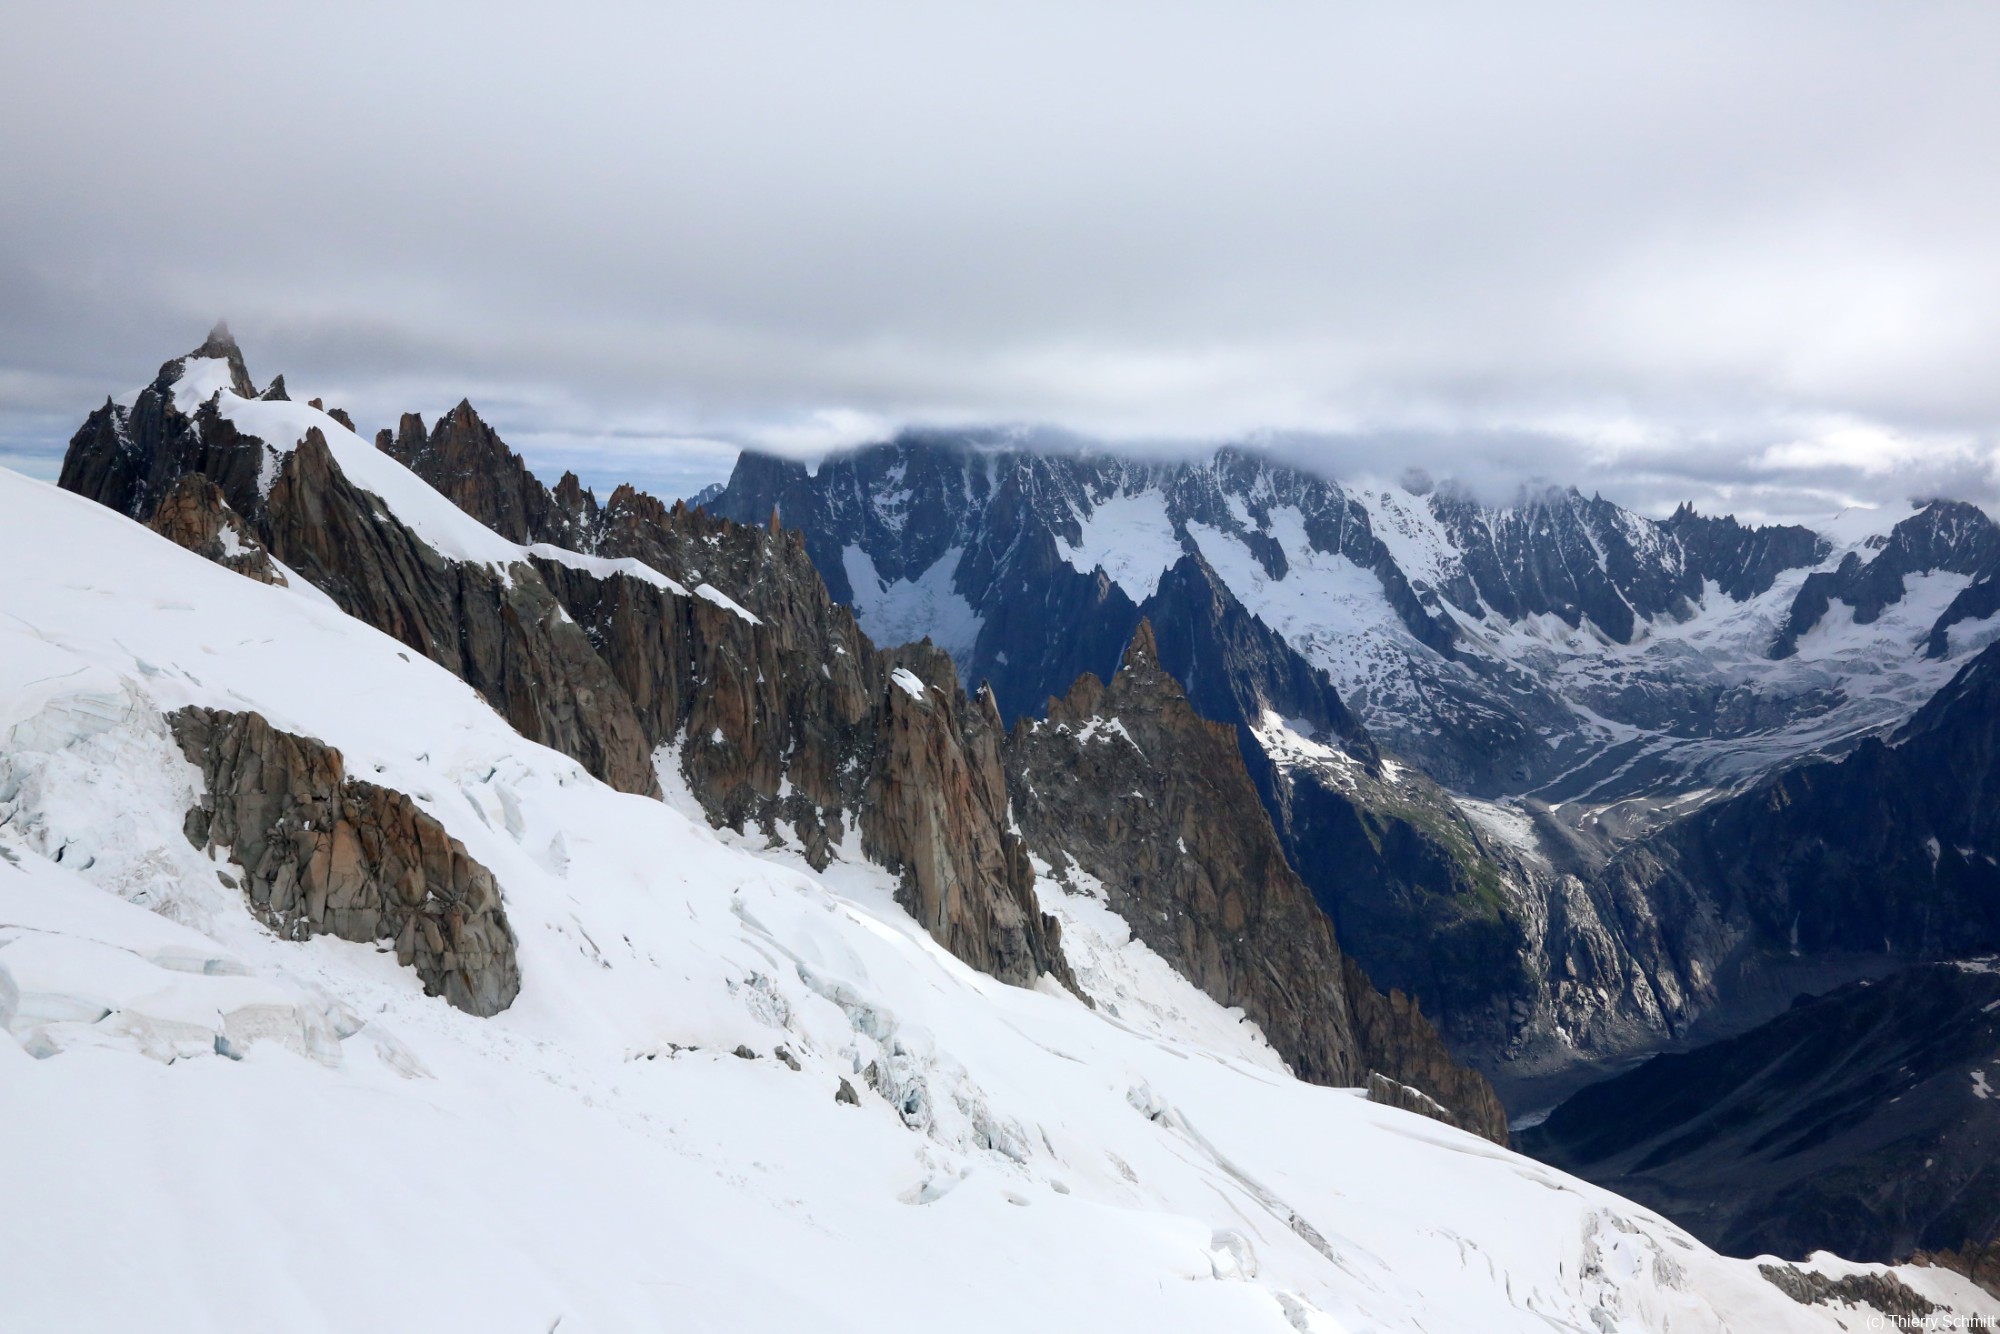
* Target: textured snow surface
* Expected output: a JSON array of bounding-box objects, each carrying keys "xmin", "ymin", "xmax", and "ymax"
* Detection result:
[
  {"xmin": 842, "ymin": 546, "xmax": 983, "ymax": 668},
  {"xmin": 1058, "ymin": 489, "xmax": 1185, "ymax": 600},
  {"xmin": 0, "ymin": 468, "xmax": 1991, "ymax": 1332}
]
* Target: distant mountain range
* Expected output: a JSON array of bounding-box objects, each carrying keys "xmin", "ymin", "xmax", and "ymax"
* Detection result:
[{"xmin": 713, "ymin": 437, "xmax": 1999, "ymax": 803}]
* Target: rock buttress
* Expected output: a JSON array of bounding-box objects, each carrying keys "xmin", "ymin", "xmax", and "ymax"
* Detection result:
[
  {"xmin": 170, "ymin": 707, "xmax": 520, "ymax": 1016},
  {"xmin": 1008, "ymin": 620, "xmax": 1507, "ymax": 1141},
  {"xmin": 145, "ymin": 472, "xmax": 285, "ymax": 586}
]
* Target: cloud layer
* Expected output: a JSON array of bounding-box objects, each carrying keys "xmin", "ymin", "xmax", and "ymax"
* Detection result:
[{"xmin": 5, "ymin": 1, "xmax": 1999, "ymax": 521}]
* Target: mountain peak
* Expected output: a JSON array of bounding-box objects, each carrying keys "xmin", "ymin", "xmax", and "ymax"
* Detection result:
[
  {"xmin": 172, "ymin": 320, "xmax": 258, "ymax": 399},
  {"xmin": 1121, "ymin": 617, "xmax": 1160, "ymax": 672},
  {"xmin": 193, "ymin": 319, "xmax": 237, "ymax": 360}
]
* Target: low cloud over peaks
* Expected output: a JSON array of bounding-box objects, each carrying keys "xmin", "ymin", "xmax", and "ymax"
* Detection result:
[{"xmin": 4, "ymin": 3, "xmax": 1998, "ymax": 522}]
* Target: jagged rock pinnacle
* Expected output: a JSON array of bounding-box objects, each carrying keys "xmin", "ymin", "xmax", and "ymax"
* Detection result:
[
  {"xmin": 184, "ymin": 320, "xmax": 258, "ymax": 399},
  {"xmin": 1122, "ymin": 617, "xmax": 1159, "ymax": 669}
]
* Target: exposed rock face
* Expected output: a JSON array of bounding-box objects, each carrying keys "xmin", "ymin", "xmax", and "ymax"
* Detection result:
[
  {"xmin": 1774, "ymin": 499, "xmax": 2000, "ymax": 658},
  {"xmin": 1249, "ymin": 727, "xmax": 1526, "ymax": 1045},
  {"xmin": 378, "ymin": 400, "xmax": 1076, "ymax": 991},
  {"xmin": 377, "ymin": 401, "xmax": 555, "ymax": 545},
  {"xmin": 259, "ymin": 427, "xmax": 657, "ymax": 797},
  {"xmin": 1008, "ymin": 621, "xmax": 1506, "ymax": 1141},
  {"xmin": 1524, "ymin": 963, "xmax": 2000, "ymax": 1264},
  {"xmin": 1758, "ymin": 1264, "xmax": 1941, "ymax": 1321},
  {"xmin": 1660, "ymin": 502, "xmax": 1833, "ymax": 603},
  {"xmin": 1912, "ymin": 1237, "xmax": 2000, "ymax": 1299},
  {"xmin": 863, "ymin": 651, "xmax": 1065, "ymax": 987},
  {"xmin": 1365, "ymin": 1072, "xmax": 1456, "ymax": 1127},
  {"xmin": 62, "ymin": 333, "xmax": 1081, "ymax": 1000},
  {"xmin": 169, "ymin": 706, "xmax": 520, "ymax": 1016},
  {"xmin": 57, "ymin": 336, "xmax": 659, "ymax": 800},
  {"xmin": 1585, "ymin": 636, "xmax": 2000, "ymax": 1044},
  {"xmin": 1425, "ymin": 487, "xmax": 1819, "ymax": 647},
  {"xmin": 145, "ymin": 472, "xmax": 285, "ymax": 586},
  {"xmin": 542, "ymin": 524, "xmax": 1073, "ymax": 989}
]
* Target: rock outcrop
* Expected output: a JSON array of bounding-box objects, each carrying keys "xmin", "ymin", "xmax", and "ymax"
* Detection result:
[
  {"xmin": 145, "ymin": 472, "xmax": 285, "ymax": 586},
  {"xmin": 169, "ymin": 706, "xmax": 520, "ymax": 1016},
  {"xmin": 377, "ymin": 401, "xmax": 556, "ymax": 546},
  {"xmin": 863, "ymin": 649, "xmax": 1065, "ymax": 987},
  {"xmin": 1008, "ymin": 621, "xmax": 1506, "ymax": 1141}
]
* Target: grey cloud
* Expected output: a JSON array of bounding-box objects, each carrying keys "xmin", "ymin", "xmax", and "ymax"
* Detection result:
[{"xmin": 4, "ymin": 2, "xmax": 1998, "ymax": 514}]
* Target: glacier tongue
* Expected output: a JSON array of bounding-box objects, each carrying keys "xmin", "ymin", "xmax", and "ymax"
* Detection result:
[{"xmin": 0, "ymin": 465, "xmax": 1991, "ymax": 1331}]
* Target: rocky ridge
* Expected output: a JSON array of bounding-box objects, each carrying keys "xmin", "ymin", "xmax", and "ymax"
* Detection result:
[
  {"xmin": 59, "ymin": 331, "xmax": 1072, "ymax": 995},
  {"xmin": 61, "ymin": 340, "xmax": 658, "ymax": 798},
  {"xmin": 1775, "ymin": 499, "xmax": 2000, "ymax": 659},
  {"xmin": 1007, "ymin": 621, "xmax": 1507, "ymax": 1141}
]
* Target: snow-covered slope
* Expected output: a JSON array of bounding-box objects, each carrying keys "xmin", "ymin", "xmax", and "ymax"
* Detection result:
[{"xmin": 4, "ymin": 477, "xmax": 1985, "ymax": 1329}]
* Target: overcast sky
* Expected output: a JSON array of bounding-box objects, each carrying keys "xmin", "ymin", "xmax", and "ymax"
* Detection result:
[{"xmin": 5, "ymin": 1, "xmax": 1999, "ymax": 522}]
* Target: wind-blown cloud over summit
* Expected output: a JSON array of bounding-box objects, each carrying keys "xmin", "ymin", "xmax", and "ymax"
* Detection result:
[{"xmin": 4, "ymin": 2, "xmax": 1998, "ymax": 520}]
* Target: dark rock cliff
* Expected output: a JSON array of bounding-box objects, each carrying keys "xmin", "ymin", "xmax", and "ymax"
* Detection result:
[
  {"xmin": 170, "ymin": 706, "xmax": 521, "ymax": 1017},
  {"xmin": 1588, "ymin": 636, "xmax": 2000, "ymax": 1041},
  {"xmin": 1250, "ymin": 737, "xmax": 1536, "ymax": 1056},
  {"xmin": 1008, "ymin": 621, "xmax": 1507, "ymax": 1141},
  {"xmin": 58, "ymin": 337, "xmax": 659, "ymax": 798},
  {"xmin": 1523, "ymin": 962, "xmax": 2000, "ymax": 1264}
]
